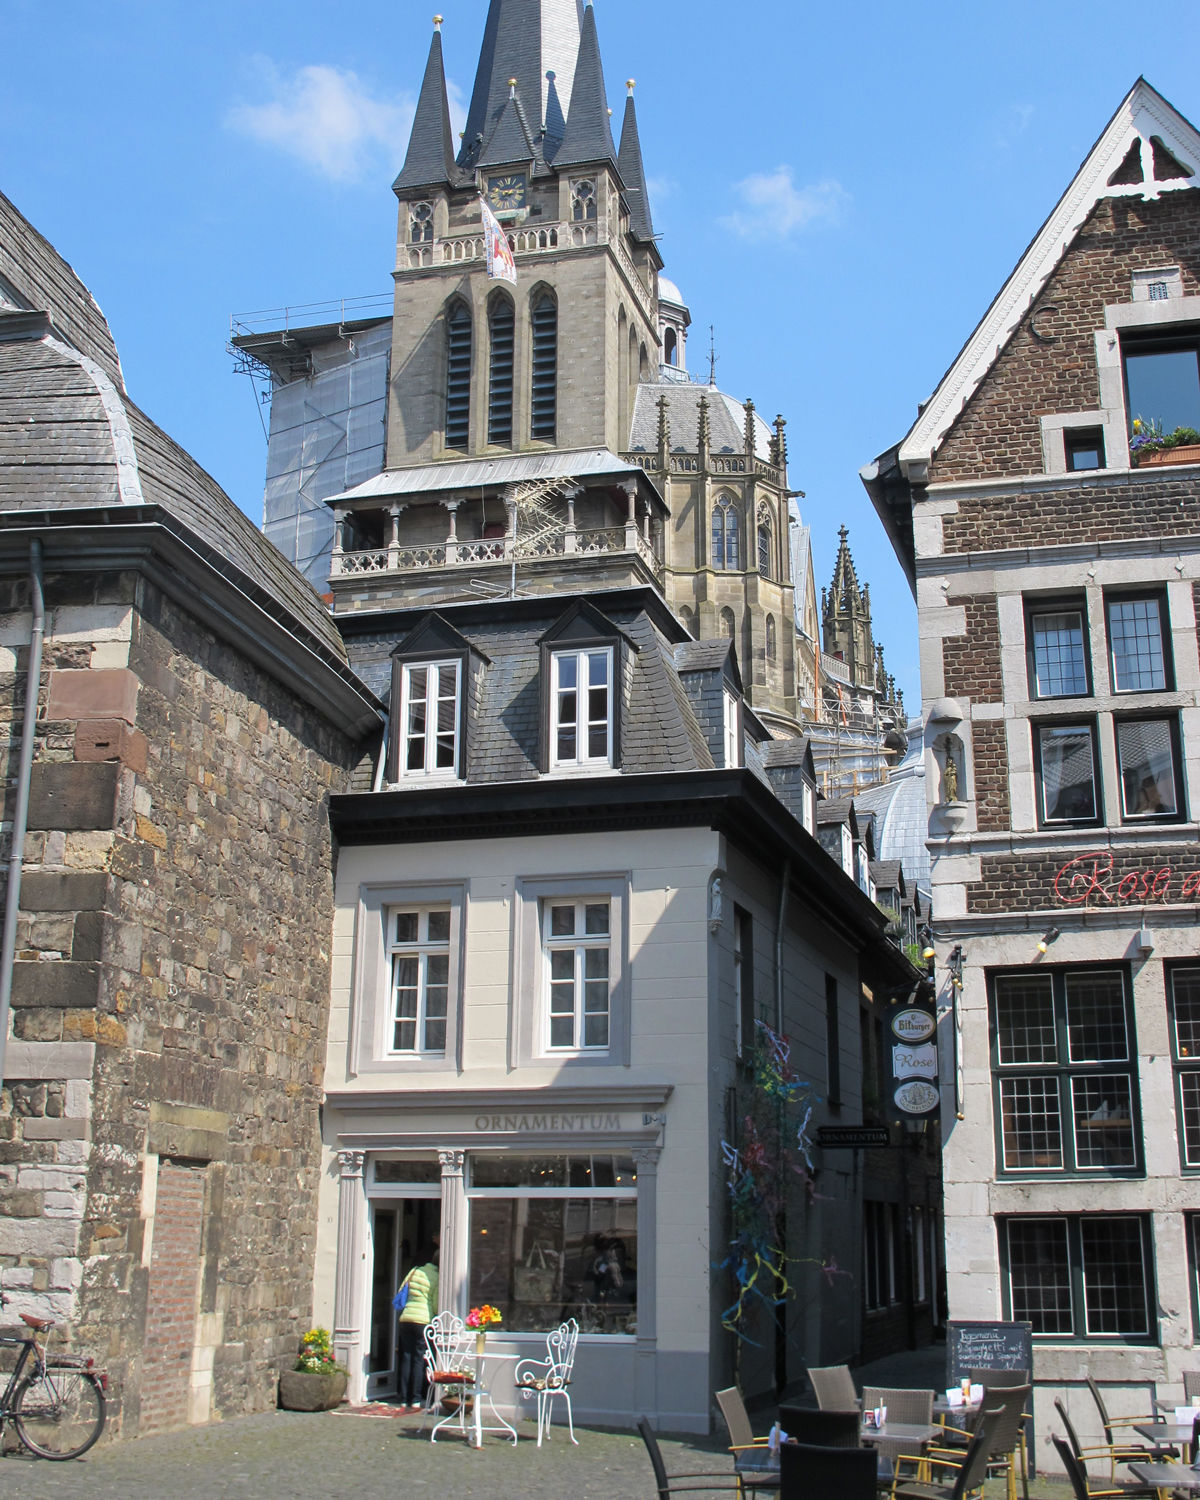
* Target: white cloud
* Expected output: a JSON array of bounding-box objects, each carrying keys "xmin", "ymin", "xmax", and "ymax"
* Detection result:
[
  {"xmin": 719, "ymin": 166, "xmax": 850, "ymax": 241},
  {"xmin": 993, "ymin": 102, "xmax": 1034, "ymax": 149},
  {"xmin": 227, "ymin": 61, "xmax": 415, "ymax": 181}
]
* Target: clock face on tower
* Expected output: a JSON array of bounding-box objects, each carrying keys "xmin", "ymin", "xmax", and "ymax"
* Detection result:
[{"xmin": 487, "ymin": 174, "xmax": 527, "ymax": 212}]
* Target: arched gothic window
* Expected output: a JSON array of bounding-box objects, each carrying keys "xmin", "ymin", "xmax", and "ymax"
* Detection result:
[
  {"xmin": 410, "ymin": 202, "xmax": 433, "ymax": 243},
  {"xmin": 757, "ymin": 511, "xmax": 772, "ymax": 578},
  {"xmin": 530, "ymin": 294, "xmax": 557, "ymax": 441},
  {"xmin": 664, "ymin": 328, "xmax": 677, "ymax": 365},
  {"xmin": 720, "ymin": 607, "xmax": 736, "ymax": 639},
  {"xmin": 445, "ymin": 302, "xmax": 471, "ymax": 451},
  {"xmin": 766, "ymin": 613, "xmax": 777, "ymax": 663},
  {"xmin": 571, "ymin": 179, "xmax": 597, "ymax": 221},
  {"xmin": 712, "ymin": 496, "xmax": 739, "ymax": 570},
  {"xmin": 488, "ymin": 296, "xmax": 515, "ymax": 446},
  {"xmin": 678, "ymin": 605, "xmax": 695, "ymax": 637}
]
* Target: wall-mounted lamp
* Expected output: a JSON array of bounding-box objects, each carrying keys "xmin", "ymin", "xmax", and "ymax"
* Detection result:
[
  {"xmin": 1136, "ymin": 927, "xmax": 1155, "ymax": 955},
  {"xmin": 1036, "ymin": 926, "xmax": 1061, "ymax": 956},
  {"xmin": 948, "ymin": 944, "xmax": 964, "ymax": 991}
]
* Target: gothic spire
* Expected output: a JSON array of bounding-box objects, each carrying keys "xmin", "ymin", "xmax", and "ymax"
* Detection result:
[
  {"xmin": 828, "ymin": 525, "xmax": 864, "ymax": 614},
  {"xmin": 478, "ymin": 83, "xmax": 537, "ymax": 167},
  {"xmin": 458, "ymin": 0, "xmax": 585, "ymax": 170},
  {"xmin": 394, "ymin": 19, "xmax": 458, "ymax": 192},
  {"xmin": 554, "ymin": 2, "xmax": 618, "ymax": 170},
  {"xmin": 617, "ymin": 81, "xmax": 654, "ymax": 241}
]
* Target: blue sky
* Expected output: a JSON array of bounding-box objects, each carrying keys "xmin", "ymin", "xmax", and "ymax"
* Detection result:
[{"xmin": 3, "ymin": 1, "xmax": 1197, "ymax": 707}]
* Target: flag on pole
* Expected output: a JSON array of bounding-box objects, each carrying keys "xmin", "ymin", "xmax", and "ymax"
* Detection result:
[{"xmin": 480, "ymin": 196, "xmax": 518, "ymax": 285}]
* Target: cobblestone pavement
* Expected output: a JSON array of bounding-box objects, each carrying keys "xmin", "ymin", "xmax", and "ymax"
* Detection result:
[{"xmin": 0, "ymin": 1407, "xmax": 1068, "ymax": 1499}]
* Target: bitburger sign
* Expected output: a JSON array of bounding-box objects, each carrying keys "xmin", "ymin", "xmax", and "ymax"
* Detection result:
[{"xmin": 888, "ymin": 999, "xmax": 940, "ymax": 1121}]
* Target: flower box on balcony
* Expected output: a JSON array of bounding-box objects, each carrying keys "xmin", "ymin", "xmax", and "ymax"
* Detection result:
[{"xmin": 1134, "ymin": 443, "xmax": 1200, "ymax": 467}]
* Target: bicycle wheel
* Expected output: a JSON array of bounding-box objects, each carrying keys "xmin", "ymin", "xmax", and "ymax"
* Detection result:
[{"xmin": 13, "ymin": 1365, "xmax": 106, "ymax": 1459}]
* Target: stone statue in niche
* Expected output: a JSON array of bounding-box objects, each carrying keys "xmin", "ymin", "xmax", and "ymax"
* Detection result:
[
  {"xmin": 708, "ymin": 878, "xmax": 723, "ymax": 934},
  {"xmin": 940, "ymin": 735, "xmax": 963, "ymax": 804}
]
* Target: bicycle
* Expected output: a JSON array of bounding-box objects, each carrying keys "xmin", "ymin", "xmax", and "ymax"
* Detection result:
[{"xmin": 0, "ymin": 1290, "xmax": 106, "ymax": 1460}]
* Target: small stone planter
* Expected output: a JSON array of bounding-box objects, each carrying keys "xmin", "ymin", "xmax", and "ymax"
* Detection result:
[
  {"xmin": 279, "ymin": 1369, "xmax": 348, "ymax": 1411},
  {"xmin": 1134, "ymin": 444, "xmax": 1200, "ymax": 467}
]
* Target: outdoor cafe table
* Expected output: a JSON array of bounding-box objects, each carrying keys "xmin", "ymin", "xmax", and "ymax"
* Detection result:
[
  {"xmin": 1128, "ymin": 1461, "xmax": 1200, "ymax": 1496},
  {"xmin": 735, "ymin": 1446, "xmax": 897, "ymax": 1493},
  {"xmin": 430, "ymin": 1345, "xmax": 520, "ymax": 1448},
  {"xmin": 1135, "ymin": 1423, "xmax": 1198, "ymax": 1462}
]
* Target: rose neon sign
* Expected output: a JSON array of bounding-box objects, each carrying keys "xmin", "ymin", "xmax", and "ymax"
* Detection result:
[{"xmin": 1053, "ymin": 852, "xmax": 1200, "ymax": 906}]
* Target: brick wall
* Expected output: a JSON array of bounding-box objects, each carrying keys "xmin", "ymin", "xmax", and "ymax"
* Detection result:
[
  {"xmin": 138, "ymin": 1162, "xmax": 205, "ymax": 1435},
  {"xmin": 968, "ymin": 845, "xmax": 1200, "ymax": 914},
  {"xmin": 943, "ymin": 599, "xmax": 1002, "ymax": 701},
  {"xmin": 971, "ymin": 722, "xmax": 1011, "ymax": 832},
  {"xmin": 931, "ymin": 190, "xmax": 1200, "ymax": 482},
  {"xmin": 0, "ymin": 567, "xmax": 360, "ymax": 1438},
  {"xmin": 942, "ymin": 471, "xmax": 1200, "ymax": 555}
]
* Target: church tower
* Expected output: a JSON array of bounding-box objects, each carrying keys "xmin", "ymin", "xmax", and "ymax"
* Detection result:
[{"xmin": 822, "ymin": 526, "xmax": 874, "ymax": 696}]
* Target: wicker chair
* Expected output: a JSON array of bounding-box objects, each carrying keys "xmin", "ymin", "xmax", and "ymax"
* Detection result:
[
  {"xmin": 808, "ymin": 1364, "xmax": 860, "ymax": 1411},
  {"xmin": 780, "ymin": 1441, "xmax": 877, "ymax": 1500},
  {"xmin": 638, "ymin": 1416, "xmax": 739, "ymax": 1499},
  {"xmin": 929, "ymin": 1387, "xmax": 1028, "ymax": 1500},
  {"xmin": 892, "ymin": 1411, "xmax": 999, "ymax": 1500},
  {"xmin": 715, "ymin": 1386, "xmax": 770, "ymax": 1497},
  {"xmin": 1054, "ymin": 1400, "xmax": 1156, "ymax": 1495},
  {"xmin": 778, "ymin": 1406, "xmax": 860, "ymax": 1448},
  {"xmin": 1051, "ymin": 1435, "xmax": 1156, "ymax": 1500},
  {"xmin": 1185, "ymin": 1372, "xmax": 1200, "ymax": 1403},
  {"xmin": 1086, "ymin": 1376, "xmax": 1178, "ymax": 1478},
  {"xmin": 863, "ymin": 1386, "xmax": 933, "ymax": 1476}
]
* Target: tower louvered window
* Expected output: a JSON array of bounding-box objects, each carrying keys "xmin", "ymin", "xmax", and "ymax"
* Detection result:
[
  {"xmin": 531, "ymin": 295, "xmax": 557, "ymax": 441},
  {"xmin": 758, "ymin": 518, "xmax": 772, "ymax": 578},
  {"xmin": 445, "ymin": 304, "xmax": 471, "ymax": 451},
  {"xmin": 488, "ymin": 297, "xmax": 515, "ymax": 446}
]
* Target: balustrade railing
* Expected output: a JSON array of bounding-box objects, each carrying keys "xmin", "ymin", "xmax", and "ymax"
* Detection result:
[
  {"xmin": 619, "ymin": 452, "xmax": 783, "ymax": 485},
  {"xmin": 332, "ymin": 527, "xmax": 662, "ymax": 580}
]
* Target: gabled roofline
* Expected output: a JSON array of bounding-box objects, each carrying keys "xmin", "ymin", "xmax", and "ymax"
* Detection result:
[{"xmin": 897, "ymin": 78, "xmax": 1200, "ymax": 477}]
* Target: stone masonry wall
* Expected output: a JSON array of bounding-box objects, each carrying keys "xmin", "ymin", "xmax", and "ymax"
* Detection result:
[
  {"xmin": 931, "ymin": 189, "xmax": 1200, "ymax": 482},
  {"xmin": 968, "ymin": 845, "xmax": 1200, "ymax": 914},
  {"xmin": 942, "ymin": 598, "xmax": 1002, "ymax": 702},
  {"xmin": 970, "ymin": 722, "xmax": 1011, "ymax": 833},
  {"xmin": 0, "ymin": 567, "xmax": 359, "ymax": 1440}
]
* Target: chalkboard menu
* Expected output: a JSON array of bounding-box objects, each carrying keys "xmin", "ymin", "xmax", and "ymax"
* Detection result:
[{"xmin": 946, "ymin": 1320, "xmax": 1033, "ymax": 1385}]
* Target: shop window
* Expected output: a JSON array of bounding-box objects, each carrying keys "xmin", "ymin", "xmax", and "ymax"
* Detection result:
[
  {"xmin": 1033, "ymin": 720, "xmax": 1101, "ymax": 826},
  {"xmin": 550, "ymin": 648, "xmax": 613, "ymax": 769},
  {"xmin": 864, "ymin": 1201, "xmax": 899, "ymax": 1311},
  {"xmin": 1116, "ymin": 716, "xmax": 1182, "ymax": 821},
  {"xmin": 1025, "ymin": 599, "xmax": 1091, "ymax": 699},
  {"xmin": 1002, "ymin": 1215, "xmax": 1153, "ymax": 1339},
  {"xmin": 723, "ymin": 688, "xmax": 740, "ymax": 769},
  {"xmin": 398, "ymin": 660, "xmax": 461, "ymax": 780},
  {"xmin": 734, "ymin": 906, "xmax": 754, "ymax": 1059},
  {"xmin": 990, "ymin": 968, "xmax": 1140, "ymax": 1175},
  {"xmin": 388, "ymin": 907, "xmax": 451, "ymax": 1055},
  {"xmin": 1106, "ymin": 594, "xmax": 1172, "ymax": 692},
  {"xmin": 712, "ymin": 496, "xmax": 739, "ymax": 570},
  {"xmin": 467, "ymin": 1153, "xmax": 637, "ymax": 1335},
  {"xmin": 1169, "ymin": 969, "xmax": 1200, "ymax": 1170},
  {"xmin": 1123, "ymin": 338, "xmax": 1200, "ymax": 435},
  {"xmin": 1065, "ymin": 427, "xmax": 1105, "ymax": 471},
  {"xmin": 543, "ymin": 898, "xmax": 611, "ymax": 1051}
]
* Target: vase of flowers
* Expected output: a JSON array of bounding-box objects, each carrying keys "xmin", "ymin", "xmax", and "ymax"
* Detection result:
[
  {"xmin": 466, "ymin": 1303, "xmax": 502, "ymax": 1355},
  {"xmin": 278, "ymin": 1327, "xmax": 349, "ymax": 1411}
]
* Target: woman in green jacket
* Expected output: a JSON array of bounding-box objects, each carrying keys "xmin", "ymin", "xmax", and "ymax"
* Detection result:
[{"xmin": 397, "ymin": 1249, "xmax": 439, "ymax": 1410}]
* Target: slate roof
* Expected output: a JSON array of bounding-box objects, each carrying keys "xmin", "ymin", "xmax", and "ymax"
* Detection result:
[
  {"xmin": 618, "ymin": 93, "xmax": 654, "ymax": 242},
  {"xmin": 816, "ymin": 796, "xmax": 855, "ymax": 827},
  {"xmin": 629, "ymin": 381, "xmax": 774, "ymax": 460},
  {"xmin": 870, "ymin": 859, "xmax": 905, "ymax": 895},
  {"xmin": 393, "ymin": 27, "xmax": 459, "ymax": 192},
  {"xmin": 553, "ymin": 1, "xmax": 618, "ymax": 170},
  {"xmin": 478, "ymin": 93, "xmax": 538, "ymax": 169},
  {"xmin": 0, "ymin": 192, "xmax": 351, "ymax": 669}
]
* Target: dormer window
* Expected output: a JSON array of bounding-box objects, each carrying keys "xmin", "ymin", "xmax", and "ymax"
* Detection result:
[
  {"xmin": 723, "ymin": 689, "xmax": 741, "ymax": 768},
  {"xmin": 551, "ymin": 649, "xmax": 613, "ymax": 768},
  {"xmin": 399, "ymin": 661, "xmax": 461, "ymax": 778}
]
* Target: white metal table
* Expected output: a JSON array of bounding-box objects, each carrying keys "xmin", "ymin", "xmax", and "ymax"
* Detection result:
[{"xmin": 430, "ymin": 1344, "xmax": 520, "ymax": 1448}]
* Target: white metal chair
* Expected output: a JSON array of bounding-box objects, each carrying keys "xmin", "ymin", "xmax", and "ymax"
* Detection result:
[
  {"xmin": 515, "ymin": 1318, "xmax": 579, "ymax": 1445},
  {"xmin": 421, "ymin": 1312, "xmax": 475, "ymax": 1440}
]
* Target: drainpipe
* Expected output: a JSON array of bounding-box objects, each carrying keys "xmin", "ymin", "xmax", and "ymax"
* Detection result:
[
  {"xmin": 775, "ymin": 859, "xmax": 791, "ymax": 1033},
  {"xmin": 0, "ymin": 540, "xmax": 44, "ymax": 1089}
]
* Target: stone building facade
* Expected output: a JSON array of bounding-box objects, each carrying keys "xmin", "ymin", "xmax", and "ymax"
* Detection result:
[
  {"xmin": 863, "ymin": 79, "xmax": 1200, "ymax": 1472},
  {"xmin": 0, "ymin": 189, "xmax": 380, "ymax": 1437}
]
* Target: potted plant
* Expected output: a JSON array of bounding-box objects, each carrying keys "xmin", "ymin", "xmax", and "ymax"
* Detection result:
[
  {"xmin": 1129, "ymin": 418, "xmax": 1200, "ymax": 467},
  {"xmin": 278, "ymin": 1327, "xmax": 348, "ymax": 1411}
]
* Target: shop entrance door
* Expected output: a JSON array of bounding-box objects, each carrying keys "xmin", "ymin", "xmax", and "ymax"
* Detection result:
[{"xmin": 366, "ymin": 1197, "xmax": 442, "ymax": 1400}]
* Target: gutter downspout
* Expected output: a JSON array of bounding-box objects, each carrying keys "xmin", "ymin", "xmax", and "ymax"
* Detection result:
[
  {"xmin": 775, "ymin": 858, "xmax": 791, "ymax": 1034},
  {"xmin": 0, "ymin": 539, "xmax": 43, "ymax": 1089}
]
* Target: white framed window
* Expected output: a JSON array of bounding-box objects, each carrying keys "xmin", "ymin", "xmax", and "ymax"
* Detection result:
[
  {"xmin": 387, "ymin": 907, "xmax": 451, "ymax": 1055},
  {"xmin": 801, "ymin": 781, "xmax": 815, "ymax": 834},
  {"xmin": 543, "ymin": 898, "xmax": 611, "ymax": 1051},
  {"xmin": 723, "ymin": 689, "xmax": 740, "ymax": 768},
  {"xmin": 399, "ymin": 660, "xmax": 461, "ymax": 778},
  {"xmin": 550, "ymin": 648, "xmax": 613, "ymax": 769}
]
